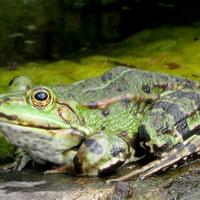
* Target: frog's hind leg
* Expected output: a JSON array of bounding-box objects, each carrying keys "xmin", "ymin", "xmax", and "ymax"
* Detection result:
[
  {"xmin": 107, "ymin": 134, "xmax": 200, "ymax": 183},
  {"xmin": 73, "ymin": 133, "xmax": 133, "ymax": 177}
]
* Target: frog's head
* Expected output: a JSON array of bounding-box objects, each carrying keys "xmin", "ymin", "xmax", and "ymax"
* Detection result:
[{"xmin": 0, "ymin": 82, "xmax": 86, "ymax": 164}]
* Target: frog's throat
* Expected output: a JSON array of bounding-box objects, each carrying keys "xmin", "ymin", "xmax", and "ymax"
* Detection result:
[{"xmin": 0, "ymin": 121, "xmax": 86, "ymax": 148}]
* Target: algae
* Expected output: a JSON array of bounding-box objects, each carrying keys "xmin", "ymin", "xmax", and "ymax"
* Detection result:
[{"xmin": 0, "ymin": 25, "xmax": 200, "ymax": 162}]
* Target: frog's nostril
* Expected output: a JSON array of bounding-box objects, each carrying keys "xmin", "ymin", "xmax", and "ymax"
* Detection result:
[{"xmin": 4, "ymin": 97, "xmax": 10, "ymax": 101}]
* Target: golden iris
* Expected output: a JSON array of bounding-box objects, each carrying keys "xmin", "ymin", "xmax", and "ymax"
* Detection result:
[{"xmin": 30, "ymin": 87, "xmax": 53, "ymax": 107}]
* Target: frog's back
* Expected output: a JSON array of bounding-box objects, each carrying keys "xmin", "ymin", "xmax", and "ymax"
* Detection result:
[{"xmin": 52, "ymin": 66, "xmax": 199, "ymax": 102}]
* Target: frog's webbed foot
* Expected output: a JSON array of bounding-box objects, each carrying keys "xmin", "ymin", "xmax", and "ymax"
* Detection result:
[
  {"xmin": 4, "ymin": 148, "xmax": 32, "ymax": 171},
  {"xmin": 107, "ymin": 135, "xmax": 200, "ymax": 183}
]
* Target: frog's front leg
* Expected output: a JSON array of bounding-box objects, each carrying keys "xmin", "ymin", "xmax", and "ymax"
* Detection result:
[
  {"xmin": 73, "ymin": 133, "xmax": 134, "ymax": 176},
  {"xmin": 4, "ymin": 147, "xmax": 47, "ymax": 171},
  {"xmin": 45, "ymin": 134, "xmax": 132, "ymax": 176},
  {"xmin": 4, "ymin": 148, "xmax": 32, "ymax": 171}
]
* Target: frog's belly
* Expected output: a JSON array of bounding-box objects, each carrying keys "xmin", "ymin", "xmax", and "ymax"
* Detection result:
[{"xmin": 0, "ymin": 122, "xmax": 68, "ymax": 165}]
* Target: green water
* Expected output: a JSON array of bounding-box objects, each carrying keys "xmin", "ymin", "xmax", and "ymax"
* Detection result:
[{"xmin": 1, "ymin": 25, "xmax": 200, "ymax": 162}]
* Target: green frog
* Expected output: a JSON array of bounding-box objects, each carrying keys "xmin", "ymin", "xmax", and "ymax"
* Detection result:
[{"xmin": 0, "ymin": 66, "xmax": 199, "ymax": 177}]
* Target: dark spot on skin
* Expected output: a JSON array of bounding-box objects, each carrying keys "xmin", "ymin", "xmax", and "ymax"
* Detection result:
[
  {"xmin": 168, "ymin": 90, "xmax": 200, "ymax": 109},
  {"xmin": 101, "ymin": 72, "xmax": 113, "ymax": 82},
  {"xmin": 23, "ymin": 144, "xmax": 29, "ymax": 149},
  {"xmin": 84, "ymin": 139, "xmax": 103, "ymax": 155},
  {"xmin": 117, "ymin": 87, "xmax": 123, "ymax": 92},
  {"xmin": 23, "ymin": 138, "xmax": 30, "ymax": 143},
  {"xmin": 102, "ymin": 109, "xmax": 109, "ymax": 117},
  {"xmin": 153, "ymin": 140, "xmax": 173, "ymax": 154},
  {"xmin": 98, "ymin": 160, "xmax": 124, "ymax": 176},
  {"xmin": 16, "ymin": 140, "xmax": 22, "ymax": 145},
  {"xmin": 111, "ymin": 146, "xmax": 125, "ymax": 157},
  {"xmin": 74, "ymin": 156, "xmax": 83, "ymax": 174},
  {"xmin": 121, "ymin": 96, "xmax": 130, "ymax": 108},
  {"xmin": 67, "ymin": 93, "xmax": 75, "ymax": 98},
  {"xmin": 149, "ymin": 111, "xmax": 163, "ymax": 127},
  {"xmin": 81, "ymin": 83, "xmax": 86, "ymax": 89},
  {"xmin": 162, "ymin": 123, "xmax": 169, "ymax": 134},
  {"xmin": 194, "ymin": 37, "xmax": 198, "ymax": 41},
  {"xmin": 176, "ymin": 120, "xmax": 189, "ymax": 140},
  {"xmin": 142, "ymin": 84, "xmax": 151, "ymax": 94},
  {"xmin": 145, "ymin": 99, "xmax": 155, "ymax": 105},
  {"xmin": 151, "ymin": 101, "xmax": 190, "ymax": 139},
  {"xmin": 173, "ymin": 78, "xmax": 198, "ymax": 89},
  {"xmin": 139, "ymin": 125, "xmax": 150, "ymax": 142},
  {"xmin": 87, "ymin": 102, "xmax": 98, "ymax": 109}
]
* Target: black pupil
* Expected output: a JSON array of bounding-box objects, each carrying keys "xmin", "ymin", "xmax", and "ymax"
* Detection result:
[{"xmin": 34, "ymin": 92, "xmax": 48, "ymax": 101}]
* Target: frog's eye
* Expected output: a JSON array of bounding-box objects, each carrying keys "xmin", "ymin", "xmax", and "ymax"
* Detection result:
[
  {"xmin": 34, "ymin": 91, "xmax": 48, "ymax": 101},
  {"xmin": 29, "ymin": 87, "xmax": 53, "ymax": 108}
]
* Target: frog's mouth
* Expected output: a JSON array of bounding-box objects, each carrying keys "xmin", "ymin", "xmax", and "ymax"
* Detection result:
[
  {"xmin": 0, "ymin": 120, "xmax": 60, "ymax": 152},
  {"xmin": 0, "ymin": 112, "xmax": 66, "ymax": 130},
  {"xmin": 0, "ymin": 111, "xmax": 83, "ymax": 147}
]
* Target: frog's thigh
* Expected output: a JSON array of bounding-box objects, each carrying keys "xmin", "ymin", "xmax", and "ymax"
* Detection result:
[
  {"xmin": 74, "ymin": 133, "xmax": 130, "ymax": 176},
  {"xmin": 107, "ymin": 134, "xmax": 200, "ymax": 183}
]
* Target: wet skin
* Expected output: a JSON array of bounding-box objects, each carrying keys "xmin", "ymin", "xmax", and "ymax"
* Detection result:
[{"xmin": 0, "ymin": 66, "xmax": 199, "ymax": 180}]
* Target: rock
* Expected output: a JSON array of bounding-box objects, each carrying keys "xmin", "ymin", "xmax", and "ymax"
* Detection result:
[{"xmin": 1, "ymin": 160, "xmax": 200, "ymax": 200}]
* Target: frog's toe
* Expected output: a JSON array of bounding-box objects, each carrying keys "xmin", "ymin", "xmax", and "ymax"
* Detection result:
[
  {"xmin": 3, "ymin": 156, "xmax": 31, "ymax": 172},
  {"xmin": 3, "ymin": 161, "xmax": 18, "ymax": 172},
  {"xmin": 4, "ymin": 148, "xmax": 32, "ymax": 172},
  {"xmin": 107, "ymin": 135, "xmax": 200, "ymax": 183},
  {"xmin": 139, "ymin": 134, "xmax": 200, "ymax": 180}
]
